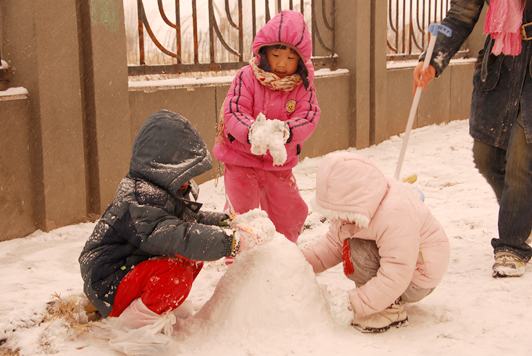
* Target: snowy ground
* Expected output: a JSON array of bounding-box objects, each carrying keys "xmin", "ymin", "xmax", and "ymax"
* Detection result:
[{"xmin": 1, "ymin": 119, "xmax": 532, "ymax": 356}]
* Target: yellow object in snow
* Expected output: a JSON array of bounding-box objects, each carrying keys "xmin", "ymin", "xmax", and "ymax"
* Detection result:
[{"xmin": 402, "ymin": 174, "xmax": 418, "ymax": 184}]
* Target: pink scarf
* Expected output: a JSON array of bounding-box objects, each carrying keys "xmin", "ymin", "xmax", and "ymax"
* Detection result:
[
  {"xmin": 249, "ymin": 58, "xmax": 302, "ymax": 92},
  {"xmin": 484, "ymin": 0, "xmax": 524, "ymax": 55}
]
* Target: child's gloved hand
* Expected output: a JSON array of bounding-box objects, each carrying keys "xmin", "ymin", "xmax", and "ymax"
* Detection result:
[
  {"xmin": 248, "ymin": 114, "xmax": 288, "ymax": 165},
  {"xmin": 234, "ymin": 223, "xmax": 260, "ymax": 253},
  {"xmin": 249, "ymin": 113, "xmax": 269, "ymax": 155},
  {"xmin": 229, "ymin": 210, "xmax": 275, "ymax": 256},
  {"xmin": 328, "ymin": 290, "xmax": 356, "ymax": 328},
  {"xmin": 273, "ymin": 120, "xmax": 290, "ymax": 143},
  {"xmin": 268, "ymin": 121, "xmax": 288, "ymax": 166},
  {"xmin": 228, "ymin": 224, "xmax": 258, "ymax": 257},
  {"xmin": 219, "ymin": 213, "xmax": 236, "ymax": 228},
  {"xmin": 234, "ymin": 221, "xmax": 275, "ymax": 252}
]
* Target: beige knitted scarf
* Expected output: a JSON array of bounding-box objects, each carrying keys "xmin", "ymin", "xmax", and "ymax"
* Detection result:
[{"xmin": 248, "ymin": 58, "xmax": 302, "ymax": 92}]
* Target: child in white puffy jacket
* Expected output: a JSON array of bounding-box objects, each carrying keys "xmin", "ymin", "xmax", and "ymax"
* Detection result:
[{"xmin": 301, "ymin": 152, "xmax": 450, "ymax": 333}]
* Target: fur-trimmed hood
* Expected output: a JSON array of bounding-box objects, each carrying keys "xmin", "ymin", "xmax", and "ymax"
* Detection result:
[{"xmin": 311, "ymin": 152, "xmax": 388, "ymax": 228}]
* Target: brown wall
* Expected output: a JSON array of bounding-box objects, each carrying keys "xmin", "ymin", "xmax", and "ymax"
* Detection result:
[
  {"xmin": 0, "ymin": 0, "xmax": 485, "ymax": 241},
  {"xmin": 386, "ymin": 60, "xmax": 476, "ymax": 137},
  {"xmin": 0, "ymin": 97, "xmax": 35, "ymax": 240},
  {"xmin": 1, "ymin": 0, "xmax": 88, "ymax": 235}
]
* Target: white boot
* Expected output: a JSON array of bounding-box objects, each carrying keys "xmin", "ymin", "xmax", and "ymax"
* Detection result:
[
  {"xmin": 109, "ymin": 298, "xmax": 177, "ymax": 356},
  {"xmin": 351, "ymin": 298, "xmax": 408, "ymax": 333}
]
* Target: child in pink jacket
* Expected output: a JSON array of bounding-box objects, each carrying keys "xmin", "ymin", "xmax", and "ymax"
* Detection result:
[
  {"xmin": 213, "ymin": 9, "xmax": 321, "ymax": 243},
  {"xmin": 302, "ymin": 152, "xmax": 450, "ymax": 333}
]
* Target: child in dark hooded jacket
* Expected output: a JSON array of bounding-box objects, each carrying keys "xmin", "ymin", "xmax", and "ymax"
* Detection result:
[{"xmin": 79, "ymin": 110, "xmax": 257, "ymax": 354}]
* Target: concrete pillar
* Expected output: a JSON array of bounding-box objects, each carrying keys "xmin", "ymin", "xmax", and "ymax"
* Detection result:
[
  {"xmin": 2, "ymin": 0, "xmax": 88, "ymax": 231},
  {"xmin": 336, "ymin": 0, "xmax": 387, "ymax": 149},
  {"xmin": 335, "ymin": 1, "xmax": 369, "ymax": 149},
  {"xmin": 372, "ymin": 0, "xmax": 388, "ymax": 145},
  {"xmin": 79, "ymin": 0, "xmax": 131, "ymax": 214}
]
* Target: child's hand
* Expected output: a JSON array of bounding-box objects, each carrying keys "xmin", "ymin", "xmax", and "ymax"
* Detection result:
[
  {"xmin": 219, "ymin": 214, "xmax": 237, "ymax": 228},
  {"xmin": 268, "ymin": 129, "xmax": 288, "ymax": 166},
  {"xmin": 249, "ymin": 114, "xmax": 288, "ymax": 166},
  {"xmin": 249, "ymin": 113, "xmax": 269, "ymax": 155},
  {"xmin": 234, "ymin": 223, "xmax": 258, "ymax": 252},
  {"xmin": 328, "ymin": 291, "xmax": 355, "ymax": 328},
  {"xmin": 274, "ymin": 120, "xmax": 290, "ymax": 143},
  {"xmin": 234, "ymin": 222, "xmax": 272, "ymax": 252},
  {"xmin": 229, "ymin": 210, "xmax": 275, "ymax": 255}
]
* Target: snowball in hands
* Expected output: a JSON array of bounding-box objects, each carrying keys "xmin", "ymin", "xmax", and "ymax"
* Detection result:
[{"xmin": 249, "ymin": 113, "xmax": 289, "ymax": 166}]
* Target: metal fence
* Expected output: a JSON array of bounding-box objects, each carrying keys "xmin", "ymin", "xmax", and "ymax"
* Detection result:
[
  {"xmin": 127, "ymin": 0, "xmax": 336, "ymax": 76},
  {"xmin": 387, "ymin": 0, "xmax": 468, "ymax": 60}
]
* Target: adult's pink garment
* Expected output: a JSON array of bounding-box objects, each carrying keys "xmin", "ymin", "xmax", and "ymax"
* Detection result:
[
  {"xmin": 484, "ymin": 0, "xmax": 523, "ymax": 55},
  {"xmin": 302, "ymin": 152, "xmax": 450, "ymax": 317},
  {"xmin": 213, "ymin": 9, "xmax": 320, "ymax": 171}
]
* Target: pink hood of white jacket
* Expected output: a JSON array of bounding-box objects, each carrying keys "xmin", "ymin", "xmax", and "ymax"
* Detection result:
[
  {"xmin": 303, "ymin": 152, "xmax": 450, "ymax": 317},
  {"xmin": 213, "ymin": 10, "xmax": 320, "ymax": 171}
]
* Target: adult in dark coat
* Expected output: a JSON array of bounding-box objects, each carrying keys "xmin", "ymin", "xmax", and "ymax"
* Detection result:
[{"xmin": 414, "ymin": 0, "xmax": 532, "ymax": 277}]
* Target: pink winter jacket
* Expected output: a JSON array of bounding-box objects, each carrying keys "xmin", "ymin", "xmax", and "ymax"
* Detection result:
[
  {"xmin": 213, "ymin": 10, "xmax": 321, "ymax": 171},
  {"xmin": 302, "ymin": 152, "xmax": 450, "ymax": 317}
]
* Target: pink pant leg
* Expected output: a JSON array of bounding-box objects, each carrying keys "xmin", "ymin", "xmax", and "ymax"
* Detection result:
[
  {"xmin": 223, "ymin": 163, "xmax": 261, "ymax": 215},
  {"xmin": 223, "ymin": 164, "xmax": 308, "ymax": 243},
  {"xmin": 260, "ymin": 169, "xmax": 308, "ymax": 243}
]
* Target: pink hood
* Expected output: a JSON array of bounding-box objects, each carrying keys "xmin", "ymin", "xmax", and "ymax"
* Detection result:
[
  {"xmin": 252, "ymin": 9, "xmax": 314, "ymax": 84},
  {"xmin": 311, "ymin": 152, "xmax": 388, "ymax": 228},
  {"xmin": 252, "ymin": 10, "xmax": 312, "ymax": 63},
  {"xmin": 213, "ymin": 10, "xmax": 320, "ymax": 171}
]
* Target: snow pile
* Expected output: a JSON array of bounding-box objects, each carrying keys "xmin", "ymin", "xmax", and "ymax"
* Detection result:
[
  {"xmin": 249, "ymin": 113, "xmax": 288, "ymax": 166},
  {"xmin": 172, "ymin": 210, "xmax": 342, "ymax": 355}
]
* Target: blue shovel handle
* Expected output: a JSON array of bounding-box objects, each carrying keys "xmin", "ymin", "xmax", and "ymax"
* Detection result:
[{"xmin": 428, "ymin": 24, "xmax": 452, "ymax": 37}]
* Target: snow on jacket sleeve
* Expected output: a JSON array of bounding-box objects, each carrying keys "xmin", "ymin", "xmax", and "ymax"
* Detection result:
[
  {"xmin": 129, "ymin": 200, "xmax": 233, "ymax": 261},
  {"xmin": 348, "ymin": 208, "xmax": 420, "ymax": 317},
  {"xmin": 195, "ymin": 210, "xmax": 230, "ymax": 226},
  {"xmin": 223, "ymin": 67, "xmax": 256, "ymax": 144},
  {"xmin": 420, "ymin": 0, "xmax": 484, "ymax": 76},
  {"xmin": 286, "ymin": 80, "xmax": 321, "ymax": 144},
  {"xmin": 301, "ymin": 222, "xmax": 344, "ymax": 273}
]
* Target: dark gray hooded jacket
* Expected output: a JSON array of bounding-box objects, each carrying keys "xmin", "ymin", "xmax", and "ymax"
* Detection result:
[{"xmin": 79, "ymin": 110, "xmax": 232, "ymax": 317}]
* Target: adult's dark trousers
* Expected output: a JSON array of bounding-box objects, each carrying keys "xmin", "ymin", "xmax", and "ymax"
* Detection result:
[{"xmin": 473, "ymin": 114, "xmax": 532, "ymax": 262}]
